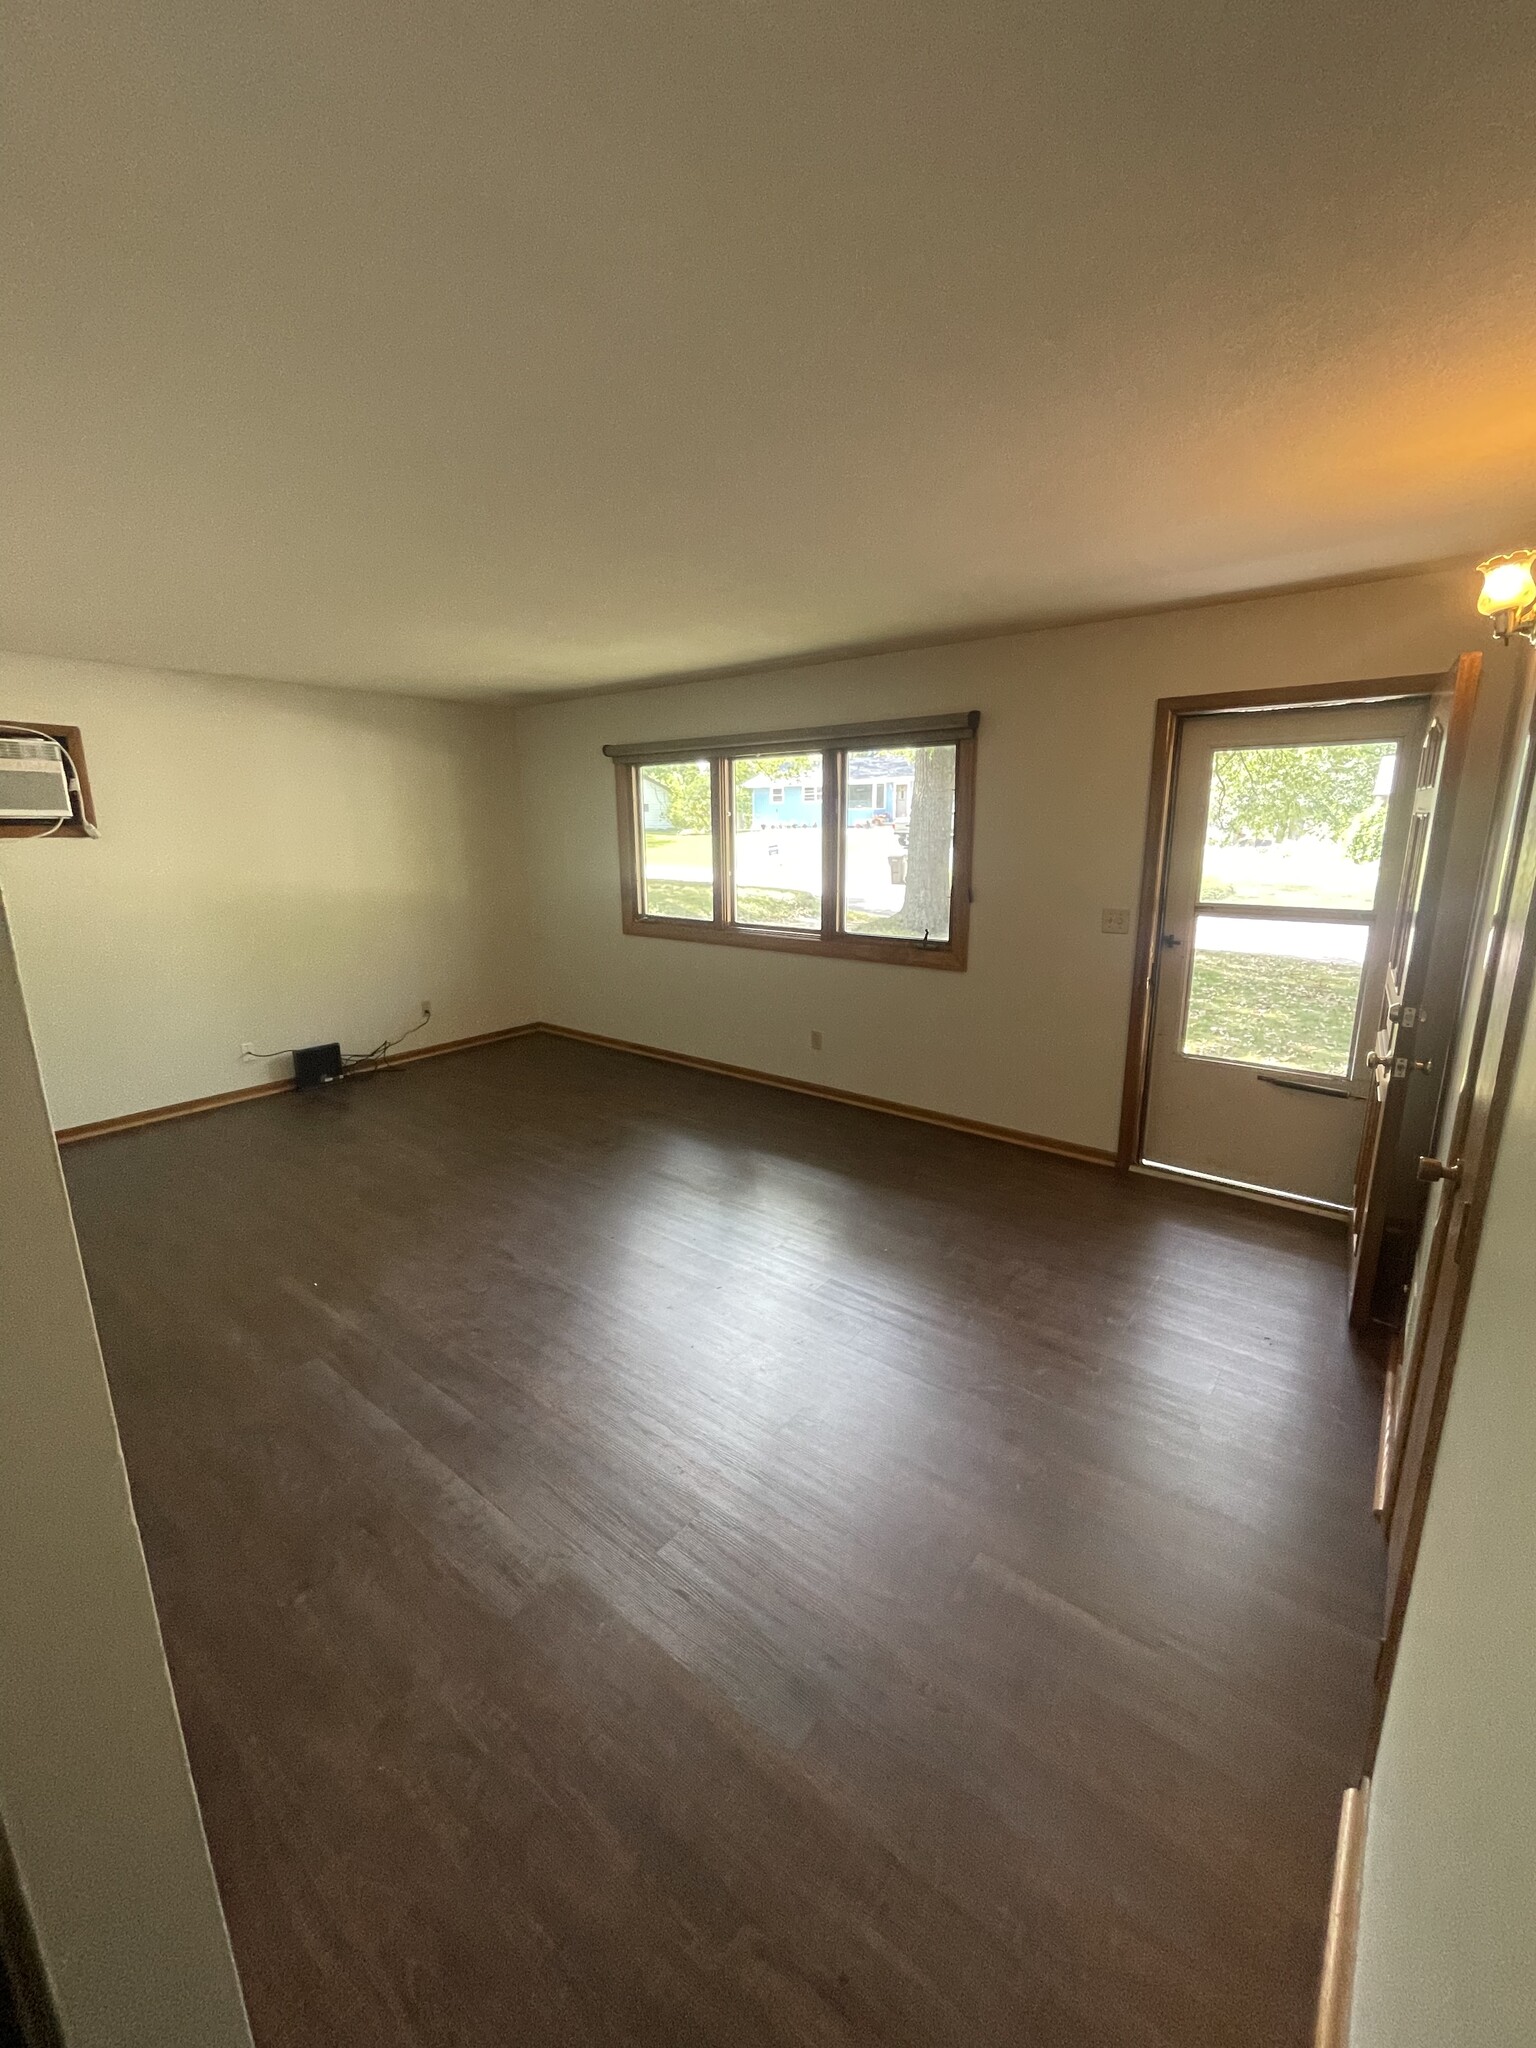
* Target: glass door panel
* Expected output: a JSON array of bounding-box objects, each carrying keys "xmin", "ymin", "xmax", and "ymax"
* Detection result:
[
  {"xmin": 1183, "ymin": 738, "xmax": 1401, "ymax": 1075},
  {"xmin": 1199, "ymin": 742, "xmax": 1399, "ymax": 909},
  {"xmin": 1182, "ymin": 916, "xmax": 1370, "ymax": 1076}
]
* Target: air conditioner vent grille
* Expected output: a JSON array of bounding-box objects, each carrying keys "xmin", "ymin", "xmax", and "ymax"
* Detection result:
[{"xmin": 0, "ymin": 736, "xmax": 73, "ymax": 822}]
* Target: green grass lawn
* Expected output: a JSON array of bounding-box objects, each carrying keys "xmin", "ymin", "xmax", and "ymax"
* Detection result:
[
  {"xmin": 734, "ymin": 887, "xmax": 820, "ymax": 929},
  {"xmin": 1184, "ymin": 950, "xmax": 1361, "ymax": 1075},
  {"xmin": 641, "ymin": 877, "xmax": 714, "ymax": 918},
  {"xmin": 643, "ymin": 878, "xmax": 821, "ymax": 925},
  {"xmin": 644, "ymin": 830, "xmax": 713, "ymax": 870},
  {"xmin": 643, "ymin": 831, "xmax": 928, "ymax": 936}
]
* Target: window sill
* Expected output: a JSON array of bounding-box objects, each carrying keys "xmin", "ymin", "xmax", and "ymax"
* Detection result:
[{"xmin": 621, "ymin": 914, "xmax": 967, "ymax": 971}]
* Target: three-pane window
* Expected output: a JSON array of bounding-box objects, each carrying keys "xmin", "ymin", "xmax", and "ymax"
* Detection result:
[{"xmin": 606, "ymin": 716, "xmax": 977, "ymax": 969}]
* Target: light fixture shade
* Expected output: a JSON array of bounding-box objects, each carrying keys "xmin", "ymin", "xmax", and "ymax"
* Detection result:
[{"xmin": 1476, "ymin": 551, "xmax": 1536, "ymax": 618}]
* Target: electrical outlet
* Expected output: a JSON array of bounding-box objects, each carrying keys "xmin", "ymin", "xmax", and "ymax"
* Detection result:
[
  {"xmin": 240, "ymin": 1041, "xmax": 255, "ymax": 1057},
  {"xmin": 810, "ymin": 1029, "xmax": 823, "ymax": 1052},
  {"xmin": 1101, "ymin": 908, "xmax": 1131, "ymax": 935},
  {"xmin": 421, "ymin": 999, "xmax": 432, "ymax": 1019}
]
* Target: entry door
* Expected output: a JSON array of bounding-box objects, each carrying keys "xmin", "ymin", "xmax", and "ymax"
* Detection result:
[
  {"xmin": 1371, "ymin": 666, "xmax": 1536, "ymax": 1747},
  {"xmin": 1142, "ymin": 699, "xmax": 1426, "ymax": 1207}
]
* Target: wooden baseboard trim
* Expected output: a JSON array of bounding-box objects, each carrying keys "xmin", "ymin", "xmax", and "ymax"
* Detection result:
[
  {"xmin": 53, "ymin": 1024, "xmax": 541, "ymax": 1145},
  {"xmin": 55, "ymin": 1076, "xmax": 296, "ymax": 1145},
  {"xmin": 54, "ymin": 1020, "xmax": 1112, "ymax": 1168},
  {"xmin": 1373, "ymin": 1350, "xmax": 1399, "ymax": 1519},
  {"xmin": 1314, "ymin": 1779, "xmax": 1371, "ymax": 2048},
  {"xmin": 361, "ymin": 1023, "xmax": 541, "ymax": 1073},
  {"xmin": 532, "ymin": 1023, "xmax": 1116, "ymax": 1166}
]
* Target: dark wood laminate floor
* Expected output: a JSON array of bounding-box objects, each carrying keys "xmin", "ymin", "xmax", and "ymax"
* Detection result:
[{"xmin": 65, "ymin": 1037, "xmax": 1385, "ymax": 2048}]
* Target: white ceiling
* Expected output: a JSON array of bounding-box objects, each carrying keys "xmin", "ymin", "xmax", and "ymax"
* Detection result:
[{"xmin": 4, "ymin": 1, "xmax": 1535, "ymax": 699}]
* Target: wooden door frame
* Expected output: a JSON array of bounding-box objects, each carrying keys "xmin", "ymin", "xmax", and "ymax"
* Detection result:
[{"xmin": 1117, "ymin": 671, "xmax": 1444, "ymax": 1173}]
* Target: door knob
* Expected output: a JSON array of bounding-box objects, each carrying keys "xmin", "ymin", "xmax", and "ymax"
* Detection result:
[
  {"xmin": 1417, "ymin": 1156, "xmax": 1462, "ymax": 1185},
  {"xmin": 1365, "ymin": 1051, "xmax": 1385, "ymax": 1069}
]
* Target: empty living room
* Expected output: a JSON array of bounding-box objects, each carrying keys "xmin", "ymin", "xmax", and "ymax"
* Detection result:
[{"xmin": 4, "ymin": 5, "xmax": 1536, "ymax": 2046}]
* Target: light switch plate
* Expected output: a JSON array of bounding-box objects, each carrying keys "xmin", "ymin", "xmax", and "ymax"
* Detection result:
[{"xmin": 1101, "ymin": 907, "xmax": 1131, "ymax": 934}]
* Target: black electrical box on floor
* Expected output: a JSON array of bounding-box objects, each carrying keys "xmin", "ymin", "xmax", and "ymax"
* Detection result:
[{"xmin": 293, "ymin": 1042, "xmax": 344, "ymax": 1089}]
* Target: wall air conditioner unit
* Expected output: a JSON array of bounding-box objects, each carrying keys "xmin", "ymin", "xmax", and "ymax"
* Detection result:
[{"xmin": 0, "ymin": 736, "xmax": 73, "ymax": 823}]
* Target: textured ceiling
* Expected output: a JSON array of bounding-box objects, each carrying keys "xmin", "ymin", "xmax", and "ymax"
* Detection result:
[{"xmin": 4, "ymin": 0, "xmax": 1536, "ymax": 697}]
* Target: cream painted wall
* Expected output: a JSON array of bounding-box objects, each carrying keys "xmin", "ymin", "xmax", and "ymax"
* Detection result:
[
  {"xmin": 0, "ymin": 654, "xmax": 533, "ymax": 1129},
  {"xmin": 0, "ymin": 897, "xmax": 254, "ymax": 2047},
  {"xmin": 1350, "ymin": 989, "xmax": 1536, "ymax": 2045},
  {"xmin": 513, "ymin": 569, "xmax": 1521, "ymax": 1154},
  {"xmin": 2, "ymin": 572, "xmax": 1516, "ymax": 1145}
]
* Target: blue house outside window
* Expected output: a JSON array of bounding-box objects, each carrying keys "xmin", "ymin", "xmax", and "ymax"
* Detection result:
[{"xmin": 742, "ymin": 753, "xmax": 914, "ymax": 829}]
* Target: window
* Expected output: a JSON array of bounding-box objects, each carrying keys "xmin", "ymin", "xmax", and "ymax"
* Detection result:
[
  {"xmin": 843, "ymin": 745, "xmax": 956, "ymax": 943},
  {"xmin": 1181, "ymin": 740, "xmax": 1398, "ymax": 1075},
  {"xmin": 606, "ymin": 713, "xmax": 977, "ymax": 968},
  {"xmin": 637, "ymin": 761, "xmax": 714, "ymax": 920}
]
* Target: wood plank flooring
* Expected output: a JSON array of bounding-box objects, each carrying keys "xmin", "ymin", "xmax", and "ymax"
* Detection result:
[{"xmin": 63, "ymin": 1036, "xmax": 1386, "ymax": 2047}]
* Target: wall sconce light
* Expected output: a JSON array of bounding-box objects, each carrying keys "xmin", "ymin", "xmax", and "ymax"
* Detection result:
[{"xmin": 1476, "ymin": 551, "xmax": 1536, "ymax": 643}]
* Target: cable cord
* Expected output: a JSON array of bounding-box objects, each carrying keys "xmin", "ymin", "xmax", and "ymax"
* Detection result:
[
  {"xmin": 343, "ymin": 1009, "xmax": 431, "ymax": 1072},
  {"xmin": 244, "ymin": 1009, "xmax": 432, "ymax": 1070}
]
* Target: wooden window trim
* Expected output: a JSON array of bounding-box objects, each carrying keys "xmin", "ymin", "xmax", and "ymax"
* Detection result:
[
  {"xmin": 611, "ymin": 716, "xmax": 977, "ymax": 971},
  {"xmin": 0, "ymin": 720, "xmax": 97, "ymax": 839},
  {"xmin": 602, "ymin": 710, "xmax": 978, "ymax": 766}
]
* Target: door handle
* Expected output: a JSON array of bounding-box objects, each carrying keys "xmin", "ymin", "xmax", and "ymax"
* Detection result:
[
  {"xmin": 1417, "ymin": 1156, "xmax": 1462, "ymax": 1185},
  {"xmin": 1160, "ymin": 932, "xmax": 1182, "ymax": 948}
]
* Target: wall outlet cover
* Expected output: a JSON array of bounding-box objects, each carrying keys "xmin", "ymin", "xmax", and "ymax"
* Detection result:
[
  {"xmin": 810, "ymin": 1030, "xmax": 823, "ymax": 1052},
  {"xmin": 1101, "ymin": 908, "xmax": 1131, "ymax": 935}
]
